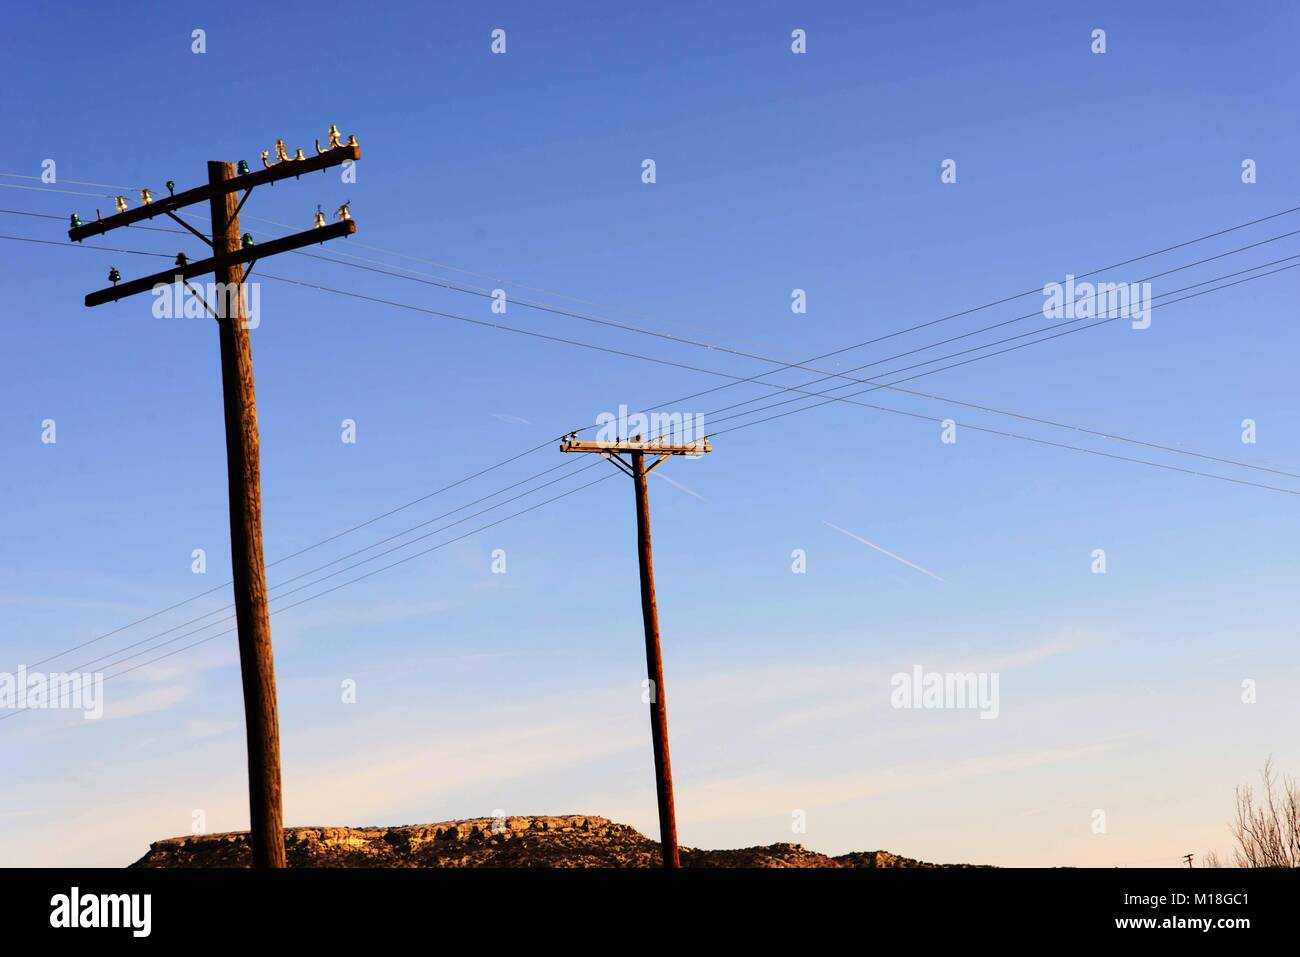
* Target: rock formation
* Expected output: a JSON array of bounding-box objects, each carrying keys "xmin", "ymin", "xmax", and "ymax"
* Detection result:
[{"xmin": 131, "ymin": 814, "xmax": 978, "ymax": 868}]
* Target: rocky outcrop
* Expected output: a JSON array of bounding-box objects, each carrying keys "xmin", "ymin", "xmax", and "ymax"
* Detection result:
[{"xmin": 130, "ymin": 814, "xmax": 975, "ymax": 868}]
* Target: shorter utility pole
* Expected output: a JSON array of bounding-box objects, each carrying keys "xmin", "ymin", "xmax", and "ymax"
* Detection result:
[
  {"xmin": 562, "ymin": 432, "xmax": 711, "ymax": 868},
  {"xmin": 1183, "ymin": 853, "xmax": 1195, "ymax": 868}
]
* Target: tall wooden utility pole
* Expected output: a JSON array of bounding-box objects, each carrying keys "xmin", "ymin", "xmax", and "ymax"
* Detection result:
[
  {"xmin": 207, "ymin": 159, "xmax": 282, "ymax": 868},
  {"xmin": 69, "ymin": 126, "xmax": 361, "ymax": 868},
  {"xmin": 562, "ymin": 432, "xmax": 712, "ymax": 868}
]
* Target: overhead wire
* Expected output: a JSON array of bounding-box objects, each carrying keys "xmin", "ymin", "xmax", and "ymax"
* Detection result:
[
  {"xmin": 6, "ymin": 204, "xmax": 1297, "ymax": 483},
  {"xmin": 4, "ymin": 197, "xmax": 1299, "ymax": 696}
]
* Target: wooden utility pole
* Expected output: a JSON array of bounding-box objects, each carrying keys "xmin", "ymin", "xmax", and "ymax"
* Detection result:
[
  {"xmin": 631, "ymin": 448, "xmax": 678, "ymax": 866},
  {"xmin": 562, "ymin": 432, "xmax": 712, "ymax": 868},
  {"xmin": 69, "ymin": 126, "xmax": 361, "ymax": 868},
  {"xmin": 208, "ymin": 159, "xmax": 282, "ymax": 868}
]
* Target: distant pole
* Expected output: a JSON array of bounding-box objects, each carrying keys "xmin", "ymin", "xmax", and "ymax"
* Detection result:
[
  {"xmin": 561, "ymin": 433, "xmax": 710, "ymax": 868},
  {"xmin": 1183, "ymin": 853, "xmax": 1194, "ymax": 868},
  {"xmin": 208, "ymin": 160, "xmax": 284, "ymax": 869},
  {"xmin": 631, "ymin": 449, "xmax": 679, "ymax": 868}
]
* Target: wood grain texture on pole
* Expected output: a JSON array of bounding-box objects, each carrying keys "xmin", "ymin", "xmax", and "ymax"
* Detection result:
[
  {"xmin": 631, "ymin": 449, "xmax": 680, "ymax": 868},
  {"xmin": 208, "ymin": 160, "xmax": 285, "ymax": 869}
]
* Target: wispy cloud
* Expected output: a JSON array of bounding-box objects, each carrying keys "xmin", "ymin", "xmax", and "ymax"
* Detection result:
[
  {"xmin": 185, "ymin": 718, "xmax": 239, "ymax": 739},
  {"xmin": 98, "ymin": 684, "xmax": 191, "ymax": 722},
  {"xmin": 676, "ymin": 743, "xmax": 1112, "ymax": 825},
  {"xmin": 951, "ymin": 637, "xmax": 1080, "ymax": 673},
  {"xmin": 491, "ymin": 413, "xmax": 532, "ymax": 426},
  {"xmin": 823, "ymin": 521, "xmax": 946, "ymax": 582}
]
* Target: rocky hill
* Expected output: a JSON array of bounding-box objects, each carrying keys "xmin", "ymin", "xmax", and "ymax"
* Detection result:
[{"xmin": 131, "ymin": 814, "xmax": 975, "ymax": 868}]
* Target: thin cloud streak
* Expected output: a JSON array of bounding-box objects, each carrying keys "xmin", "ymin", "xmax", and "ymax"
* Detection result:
[{"xmin": 823, "ymin": 521, "xmax": 946, "ymax": 582}]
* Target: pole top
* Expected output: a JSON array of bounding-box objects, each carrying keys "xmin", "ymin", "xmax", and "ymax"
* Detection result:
[{"xmin": 560, "ymin": 434, "xmax": 711, "ymax": 456}]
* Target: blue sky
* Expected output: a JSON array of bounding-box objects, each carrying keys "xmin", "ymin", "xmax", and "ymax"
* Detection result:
[{"xmin": 2, "ymin": 0, "xmax": 1298, "ymax": 866}]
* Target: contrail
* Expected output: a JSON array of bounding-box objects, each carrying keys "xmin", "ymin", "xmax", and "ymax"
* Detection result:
[
  {"xmin": 656, "ymin": 471, "xmax": 707, "ymax": 501},
  {"xmin": 822, "ymin": 521, "xmax": 946, "ymax": 582}
]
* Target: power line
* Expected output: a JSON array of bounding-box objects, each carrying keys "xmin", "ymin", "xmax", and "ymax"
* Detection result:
[
  {"xmin": 33, "ymin": 254, "xmax": 1300, "ymax": 683},
  {"xmin": 707, "ymin": 260, "xmax": 1300, "ymax": 445},
  {"xmin": 25, "ymin": 245, "xmax": 1300, "ymax": 705},
  {"xmin": 256, "ymin": 252, "xmax": 1284, "ymax": 416},
  {"xmin": 6, "ymin": 224, "xmax": 1296, "ymax": 643},
  {"xmin": 695, "ymin": 253, "xmax": 1300, "ymax": 430},
  {"xmin": 66, "ymin": 459, "xmax": 601, "ymax": 676},
  {"xmin": 608, "ymin": 239, "xmax": 1300, "ymax": 427},
  {"xmin": 0, "ymin": 182, "xmax": 119, "ymax": 198},
  {"xmin": 6, "ymin": 205, "xmax": 1296, "ymax": 483},
  {"xmin": 296, "ymin": 224, "xmax": 1300, "ymax": 388},
  {"xmin": 10, "ymin": 219, "xmax": 1298, "ymax": 499},
  {"xmin": 9, "ymin": 210, "xmax": 1300, "ymax": 497},
  {"xmin": 290, "ymin": 230, "xmax": 1300, "ymax": 481},
  {"xmin": 0, "ymin": 174, "xmax": 800, "ymax": 338},
  {"xmin": 719, "ymin": 382, "xmax": 1300, "ymax": 496},
  {"xmin": 21, "ymin": 444, "xmax": 579, "ymax": 671},
  {"xmin": 0, "ymin": 233, "xmax": 173, "ymax": 258},
  {"xmin": 0, "ymin": 207, "xmax": 211, "ymax": 241},
  {"xmin": 0, "ymin": 469, "xmax": 617, "ymax": 722},
  {"xmin": 0, "ymin": 173, "xmax": 150, "ymax": 191},
  {"xmin": 9, "ymin": 172, "xmax": 1299, "ymax": 343},
  {"xmin": 257, "ymin": 255, "xmax": 1300, "ymax": 471},
  {"xmin": 13, "ymin": 202, "xmax": 1294, "ymax": 431},
  {"xmin": 12, "ymin": 208, "xmax": 1295, "ymax": 484},
  {"xmin": 7, "ymin": 217, "xmax": 1298, "ymax": 687},
  {"xmin": 793, "ymin": 385, "xmax": 1300, "ymax": 481}
]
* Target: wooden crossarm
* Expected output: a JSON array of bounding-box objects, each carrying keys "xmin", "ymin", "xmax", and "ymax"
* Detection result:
[
  {"xmin": 84, "ymin": 220, "xmax": 355, "ymax": 306},
  {"xmin": 69, "ymin": 144, "xmax": 360, "ymax": 242},
  {"xmin": 560, "ymin": 437, "xmax": 711, "ymax": 455}
]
